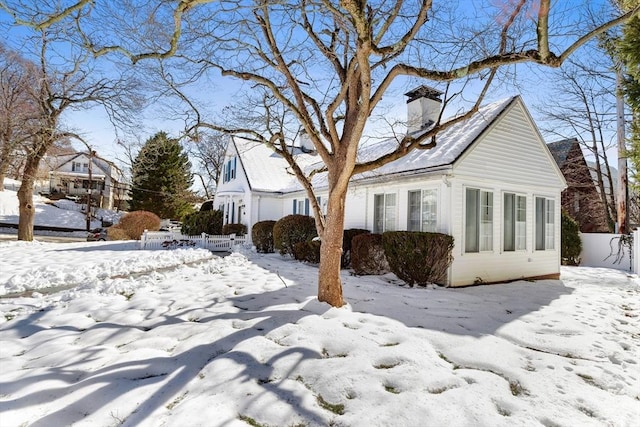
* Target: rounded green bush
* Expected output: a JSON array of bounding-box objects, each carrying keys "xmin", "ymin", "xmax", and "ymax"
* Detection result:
[
  {"xmin": 273, "ymin": 214, "xmax": 317, "ymax": 256},
  {"xmin": 383, "ymin": 231, "xmax": 454, "ymax": 286},
  {"xmin": 293, "ymin": 240, "xmax": 321, "ymax": 263},
  {"xmin": 341, "ymin": 228, "xmax": 370, "ymax": 268},
  {"xmin": 252, "ymin": 220, "xmax": 277, "ymax": 253},
  {"xmin": 351, "ymin": 233, "xmax": 389, "ymax": 275},
  {"xmin": 222, "ymin": 223, "xmax": 247, "ymax": 236}
]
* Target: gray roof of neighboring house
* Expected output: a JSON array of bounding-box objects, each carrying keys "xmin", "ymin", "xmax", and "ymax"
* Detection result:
[{"xmin": 546, "ymin": 138, "xmax": 578, "ymax": 168}]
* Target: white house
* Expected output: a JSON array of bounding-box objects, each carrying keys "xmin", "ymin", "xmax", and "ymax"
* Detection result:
[
  {"xmin": 46, "ymin": 152, "xmax": 128, "ymax": 210},
  {"xmin": 215, "ymin": 88, "xmax": 566, "ymax": 287}
]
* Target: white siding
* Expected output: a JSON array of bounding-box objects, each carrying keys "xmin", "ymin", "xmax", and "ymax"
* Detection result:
[
  {"xmin": 252, "ymin": 195, "xmax": 282, "ymax": 223},
  {"xmin": 347, "ymin": 175, "xmax": 448, "ymax": 232},
  {"xmin": 445, "ymin": 101, "xmax": 564, "ymax": 286},
  {"xmin": 455, "ymin": 102, "xmax": 565, "ymax": 190},
  {"xmin": 447, "ymin": 178, "xmax": 562, "ymax": 287}
]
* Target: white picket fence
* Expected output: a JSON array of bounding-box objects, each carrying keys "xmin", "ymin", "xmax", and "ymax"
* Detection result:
[
  {"xmin": 140, "ymin": 230, "xmax": 247, "ymax": 252},
  {"xmin": 579, "ymin": 229, "xmax": 639, "ymax": 273},
  {"xmin": 634, "ymin": 229, "xmax": 639, "ymax": 274}
]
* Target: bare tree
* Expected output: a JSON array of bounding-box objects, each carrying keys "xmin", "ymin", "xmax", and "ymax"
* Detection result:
[
  {"xmin": 0, "ymin": 12, "xmax": 144, "ymax": 240},
  {"xmin": 185, "ymin": 131, "xmax": 227, "ymax": 199},
  {"xmin": 0, "ymin": 44, "xmax": 41, "ymax": 190},
  {"xmin": 3, "ymin": 1, "xmax": 637, "ymax": 305},
  {"xmin": 536, "ymin": 57, "xmax": 619, "ymax": 231}
]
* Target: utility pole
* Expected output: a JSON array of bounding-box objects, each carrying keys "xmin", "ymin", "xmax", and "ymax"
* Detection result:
[
  {"xmin": 86, "ymin": 150, "xmax": 95, "ymax": 232},
  {"xmin": 616, "ymin": 66, "xmax": 629, "ymax": 234}
]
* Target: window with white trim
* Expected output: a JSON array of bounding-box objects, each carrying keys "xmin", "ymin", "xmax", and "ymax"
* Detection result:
[
  {"xmin": 72, "ymin": 162, "xmax": 88, "ymax": 173},
  {"xmin": 465, "ymin": 188, "xmax": 493, "ymax": 253},
  {"xmin": 293, "ymin": 198, "xmax": 310, "ymax": 216},
  {"xmin": 535, "ymin": 197, "xmax": 555, "ymax": 250},
  {"xmin": 408, "ymin": 189, "xmax": 438, "ymax": 232},
  {"xmin": 373, "ymin": 193, "xmax": 396, "ymax": 234},
  {"xmin": 504, "ymin": 193, "xmax": 526, "ymax": 251}
]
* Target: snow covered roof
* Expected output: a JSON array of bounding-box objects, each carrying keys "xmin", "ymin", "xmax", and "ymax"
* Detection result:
[
  {"xmin": 232, "ymin": 137, "xmax": 319, "ymax": 193},
  {"xmin": 350, "ymin": 96, "xmax": 516, "ymax": 181},
  {"xmin": 48, "ymin": 152, "xmax": 116, "ymax": 178},
  {"xmin": 236, "ymin": 96, "xmax": 516, "ymax": 193}
]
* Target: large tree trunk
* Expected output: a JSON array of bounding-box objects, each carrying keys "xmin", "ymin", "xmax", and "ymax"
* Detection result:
[
  {"xmin": 17, "ymin": 171, "xmax": 36, "ymax": 241},
  {"xmin": 317, "ymin": 185, "xmax": 348, "ymax": 307},
  {"xmin": 17, "ymin": 141, "xmax": 49, "ymax": 241}
]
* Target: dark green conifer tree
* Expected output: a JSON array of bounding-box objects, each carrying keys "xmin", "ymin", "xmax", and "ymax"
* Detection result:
[
  {"xmin": 618, "ymin": 13, "xmax": 640, "ymax": 190},
  {"xmin": 129, "ymin": 132, "xmax": 194, "ymax": 219}
]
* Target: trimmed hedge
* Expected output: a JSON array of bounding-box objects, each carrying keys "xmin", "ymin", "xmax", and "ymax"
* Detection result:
[
  {"xmin": 382, "ymin": 231, "xmax": 454, "ymax": 286},
  {"xmin": 252, "ymin": 220, "xmax": 277, "ymax": 253},
  {"xmin": 293, "ymin": 239, "xmax": 322, "ymax": 263},
  {"xmin": 561, "ymin": 211, "xmax": 582, "ymax": 266},
  {"xmin": 351, "ymin": 233, "xmax": 389, "ymax": 275},
  {"xmin": 181, "ymin": 209, "xmax": 223, "ymax": 235},
  {"xmin": 341, "ymin": 228, "xmax": 371, "ymax": 268},
  {"xmin": 118, "ymin": 210, "xmax": 161, "ymax": 240},
  {"xmin": 222, "ymin": 223, "xmax": 247, "ymax": 236},
  {"xmin": 273, "ymin": 214, "xmax": 317, "ymax": 256}
]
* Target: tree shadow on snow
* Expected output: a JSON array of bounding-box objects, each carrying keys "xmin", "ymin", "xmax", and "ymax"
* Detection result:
[
  {"xmin": 0, "ymin": 283, "xmax": 330, "ymax": 426},
  {"xmin": 344, "ymin": 276, "xmax": 573, "ymax": 337}
]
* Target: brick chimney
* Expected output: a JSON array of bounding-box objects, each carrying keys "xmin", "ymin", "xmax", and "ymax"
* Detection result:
[{"xmin": 405, "ymin": 85, "xmax": 443, "ymax": 134}]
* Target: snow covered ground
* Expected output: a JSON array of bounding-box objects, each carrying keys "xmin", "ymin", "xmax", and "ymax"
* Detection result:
[{"xmin": 0, "ymin": 182, "xmax": 638, "ymax": 426}]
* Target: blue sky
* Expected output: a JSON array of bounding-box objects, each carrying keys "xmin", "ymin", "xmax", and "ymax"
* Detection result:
[{"xmin": 1, "ymin": 1, "xmax": 624, "ymax": 178}]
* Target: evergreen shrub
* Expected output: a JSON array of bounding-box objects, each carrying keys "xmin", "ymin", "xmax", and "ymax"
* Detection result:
[
  {"xmin": 252, "ymin": 220, "xmax": 277, "ymax": 253},
  {"xmin": 118, "ymin": 210, "xmax": 161, "ymax": 240},
  {"xmin": 351, "ymin": 233, "xmax": 389, "ymax": 275},
  {"xmin": 273, "ymin": 214, "xmax": 317, "ymax": 256},
  {"xmin": 561, "ymin": 211, "xmax": 582, "ymax": 266},
  {"xmin": 222, "ymin": 223, "xmax": 247, "ymax": 236},
  {"xmin": 293, "ymin": 240, "xmax": 322, "ymax": 263},
  {"xmin": 382, "ymin": 231, "xmax": 454, "ymax": 286},
  {"xmin": 341, "ymin": 228, "xmax": 371, "ymax": 268},
  {"xmin": 181, "ymin": 210, "xmax": 223, "ymax": 235}
]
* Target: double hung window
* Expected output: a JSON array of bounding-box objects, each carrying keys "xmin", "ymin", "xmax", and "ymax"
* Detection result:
[
  {"xmin": 535, "ymin": 197, "xmax": 555, "ymax": 250},
  {"xmin": 373, "ymin": 193, "xmax": 397, "ymax": 234},
  {"xmin": 465, "ymin": 188, "xmax": 493, "ymax": 253},
  {"xmin": 504, "ymin": 193, "xmax": 527, "ymax": 251},
  {"xmin": 407, "ymin": 189, "xmax": 438, "ymax": 232}
]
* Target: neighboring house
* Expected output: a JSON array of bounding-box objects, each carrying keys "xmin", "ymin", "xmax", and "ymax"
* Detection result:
[
  {"xmin": 215, "ymin": 88, "xmax": 566, "ymax": 287},
  {"xmin": 46, "ymin": 152, "xmax": 129, "ymax": 210},
  {"xmin": 547, "ymin": 138, "xmax": 610, "ymax": 233}
]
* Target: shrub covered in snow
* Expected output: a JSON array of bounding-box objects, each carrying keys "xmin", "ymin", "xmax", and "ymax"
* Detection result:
[
  {"xmin": 351, "ymin": 233, "xmax": 389, "ymax": 275},
  {"xmin": 273, "ymin": 214, "xmax": 316, "ymax": 256},
  {"xmin": 252, "ymin": 220, "xmax": 276, "ymax": 253},
  {"xmin": 383, "ymin": 231, "xmax": 454, "ymax": 286},
  {"xmin": 118, "ymin": 211, "xmax": 161, "ymax": 240}
]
